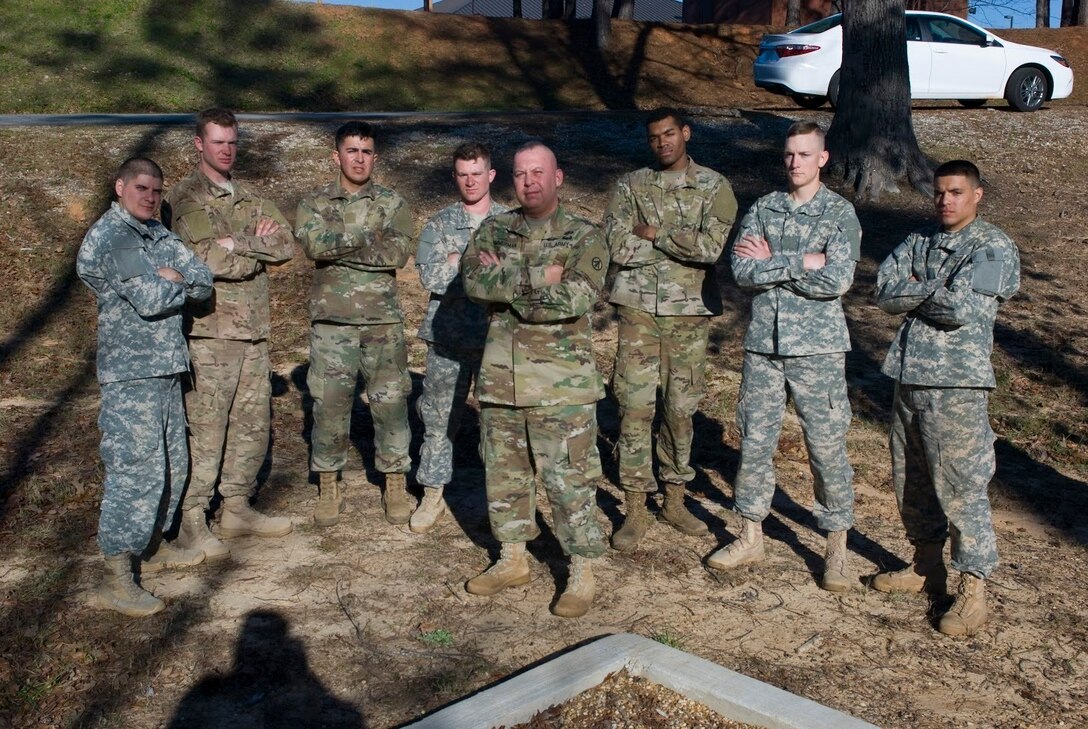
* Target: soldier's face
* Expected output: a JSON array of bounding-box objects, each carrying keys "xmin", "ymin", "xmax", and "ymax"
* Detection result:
[
  {"xmin": 783, "ymin": 132, "xmax": 828, "ymax": 191},
  {"xmin": 454, "ymin": 157, "xmax": 495, "ymax": 206},
  {"xmin": 934, "ymin": 174, "xmax": 983, "ymax": 233},
  {"xmin": 195, "ymin": 123, "xmax": 238, "ymax": 180},
  {"xmin": 334, "ymin": 135, "xmax": 377, "ymax": 192},
  {"xmin": 647, "ymin": 117, "xmax": 690, "ymax": 172},
  {"xmin": 115, "ymin": 173, "xmax": 163, "ymax": 223},
  {"xmin": 513, "ymin": 146, "xmax": 563, "ymax": 219}
]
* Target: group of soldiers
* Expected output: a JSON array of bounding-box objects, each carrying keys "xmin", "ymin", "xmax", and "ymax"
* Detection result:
[{"xmin": 78, "ymin": 107, "xmax": 1019, "ymax": 636}]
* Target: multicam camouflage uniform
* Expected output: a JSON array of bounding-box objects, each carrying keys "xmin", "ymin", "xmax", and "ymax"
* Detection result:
[
  {"xmin": 77, "ymin": 202, "xmax": 213, "ymax": 556},
  {"xmin": 415, "ymin": 200, "xmax": 508, "ymax": 489},
  {"xmin": 876, "ymin": 218, "xmax": 1020, "ymax": 578},
  {"xmin": 163, "ymin": 171, "xmax": 295, "ymax": 509},
  {"xmin": 294, "ymin": 179, "xmax": 415, "ymax": 475},
  {"xmin": 462, "ymin": 206, "xmax": 609, "ymax": 558},
  {"xmin": 730, "ymin": 185, "xmax": 860, "ymax": 531},
  {"xmin": 604, "ymin": 159, "xmax": 737, "ymax": 492}
]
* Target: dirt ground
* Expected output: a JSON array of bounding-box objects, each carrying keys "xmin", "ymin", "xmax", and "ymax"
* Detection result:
[{"xmin": 1, "ymin": 101, "xmax": 1087, "ymax": 728}]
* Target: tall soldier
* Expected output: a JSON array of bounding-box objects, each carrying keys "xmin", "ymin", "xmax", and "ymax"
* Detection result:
[
  {"xmin": 707, "ymin": 122, "xmax": 861, "ymax": 592},
  {"xmin": 79, "ymin": 157, "xmax": 212, "ymax": 616},
  {"xmin": 411, "ymin": 143, "xmax": 507, "ymax": 534},
  {"xmin": 164, "ymin": 108, "xmax": 296, "ymax": 560},
  {"xmin": 295, "ymin": 122, "xmax": 415, "ymax": 527},
  {"xmin": 461, "ymin": 142, "xmax": 609, "ymax": 618},
  {"xmin": 872, "ymin": 160, "xmax": 1020, "ymax": 636},
  {"xmin": 604, "ymin": 107, "xmax": 737, "ymax": 551}
]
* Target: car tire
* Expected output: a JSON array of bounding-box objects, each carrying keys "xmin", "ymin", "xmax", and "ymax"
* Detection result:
[
  {"xmin": 791, "ymin": 94, "xmax": 827, "ymax": 109},
  {"xmin": 958, "ymin": 99, "xmax": 987, "ymax": 108},
  {"xmin": 827, "ymin": 71, "xmax": 841, "ymax": 110},
  {"xmin": 1005, "ymin": 67, "xmax": 1048, "ymax": 112}
]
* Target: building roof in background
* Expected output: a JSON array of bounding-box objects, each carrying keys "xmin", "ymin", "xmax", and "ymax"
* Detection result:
[{"xmin": 427, "ymin": 0, "xmax": 683, "ymax": 23}]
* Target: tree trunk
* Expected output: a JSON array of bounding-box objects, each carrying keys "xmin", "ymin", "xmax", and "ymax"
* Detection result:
[
  {"xmin": 1036, "ymin": 0, "xmax": 1049, "ymax": 26},
  {"xmin": 827, "ymin": 0, "xmax": 933, "ymax": 201},
  {"xmin": 594, "ymin": 0, "xmax": 612, "ymax": 48},
  {"xmin": 543, "ymin": 0, "xmax": 563, "ymax": 19},
  {"xmin": 1080, "ymin": 0, "xmax": 1088, "ymax": 24},
  {"xmin": 786, "ymin": 0, "xmax": 801, "ymax": 27},
  {"xmin": 1061, "ymin": 0, "xmax": 1082, "ymax": 25},
  {"xmin": 513, "ymin": 0, "xmax": 522, "ymax": 18},
  {"xmin": 564, "ymin": 0, "xmax": 577, "ymax": 20},
  {"xmin": 612, "ymin": 0, "xmax": 634, "ymax": 20}
]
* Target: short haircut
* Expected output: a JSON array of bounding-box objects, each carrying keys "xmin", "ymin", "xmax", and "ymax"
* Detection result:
[
  {"xmin": 646, "ymin": 106, "xmax": 689, "ymax": 130},
  {"xmin": 335, "ymin": 121, "xmax": 376, "ymax": 149},
  {"xmin": 196, "ymin": 107, "xmax": 238, "ymax": 138},
  {"xmin": 513, "ymin": 140, "xmax": 558, "ymax": 166},
  {"xmin": 934, "ymin": 159, "xmax": 982, "ymax": 188},
  {"xmin": 453, "ymin": 142, "xmax": 491, "ymax": 169},
  {"xmin": 117, "ymin": 157, "xmax": 163, "ymax": 183},
  {"xmin": 786, "ymin": 120, "xmax": 826, "ymax": 144}
]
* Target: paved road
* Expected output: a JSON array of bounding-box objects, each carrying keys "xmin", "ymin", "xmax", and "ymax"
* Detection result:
[{"xmin": 0, "ymin": 110, "xmax": 624, "ymax": 127}]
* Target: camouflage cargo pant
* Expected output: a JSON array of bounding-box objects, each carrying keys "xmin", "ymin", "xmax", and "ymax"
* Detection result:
[
  {"xmin": 98, "ymin": 375, "xmax": 186, "ymax": 556},
  {"xmin": 416, "ymin": 342, "xmax": 481, "ymax": 488},
  {"xmin": 734, "ymin": 351, "xmax": 855, "ymax": 532},
  {"xmin": 308, "ymin": 321, "xmax": 411, "ymax": 474},
  {"xmin": 480, "ymin": 403, "xmax": 606, "ymax": 558},
  {"xmin": 185, "ymin": 338, "xmax": 270, "ymax": 510},
  {"xmin": 890, "ymin": 383, "xmax": 999, "ymax": 578},
  {"xmin": 611, "ymin": 305, "xmax": 709, "ymax": 492}
]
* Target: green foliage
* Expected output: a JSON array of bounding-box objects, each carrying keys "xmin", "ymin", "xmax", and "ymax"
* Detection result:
[
  {"xmin": 418, "ymin": 628, "xmax": 454, "ymax": 648},
  {"xmin": 649, "ymin": 629, "xmax": 685, "ymax": 650}
]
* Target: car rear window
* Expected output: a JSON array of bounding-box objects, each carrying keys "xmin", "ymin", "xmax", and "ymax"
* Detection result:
[{"xmin": 792, "ymin": 15, "xmax": 842, "ymax": 34}]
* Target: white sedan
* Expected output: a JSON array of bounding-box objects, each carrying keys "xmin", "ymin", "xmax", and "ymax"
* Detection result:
[{"xmin": 753, "ymin": 11, "xmax": 1074, "ymax": 112}]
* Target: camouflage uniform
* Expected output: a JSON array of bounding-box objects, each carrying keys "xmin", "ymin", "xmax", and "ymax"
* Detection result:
[
  {"xmin": 462, "ymin": 206, "xmax": 609, "ymax": 558},
  {"xmin": 876, "ymin": 218, "xmax": 1020, "ymax": 578},
  {"xmin": 415, "ymin": 200, "xmax": 508, "ymax": 488},
  {"xmin": 730, "ymin": 185, "xmax": 860, "ymax": 531},
  {"xmin": 294, "ymin": 179, "xmax": 415, "ymax": 475},
  {"xmin": 604, "ymin": 159, "xmax": 737, "ymax": 491},
  {"xmin": 77, "ymin": 202, "xmax": 213, "ymax": 556},
  {"xmin": 163, "ymin": 170, "xmax": 295, "ymax": 509}
]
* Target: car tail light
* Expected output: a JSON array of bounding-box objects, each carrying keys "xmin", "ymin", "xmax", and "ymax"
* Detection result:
[
  {"xmin": 775, "ymin": 44, "xmax": 821, "ymax": 58},
  {"xmin": 1052, "ymin": 55, "xmax": 1070, "ymax": 68}
]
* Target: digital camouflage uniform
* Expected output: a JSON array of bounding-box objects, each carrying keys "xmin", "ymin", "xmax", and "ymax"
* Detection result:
[
  {"xmin": 294, "ymin": 179, "xmax": 415, "ymax": 475},
  {"xmin": 462, "ymin": 206, "xmax": 609, "ymax": 558},
  {"xmin": 163, "ymin": 170, "xmax": 295, "ymax": 509},
  {"xmin": 604, "ymin": 158, "xmax": 737, "ymax": 492},
  {"xmin": 415, "ymin": 200, "xmax": 508, "ymax": 489},
  {"xmin": 875, "ymin": 217, "xmax": 1020, "ymax": 578},
  {"xmin": 77, "ymin": 202, "xmax": 213, "ymax": 556},
  {"xmin": 730, "ymin": 185, "xmax": 861, "ymax": 532}
]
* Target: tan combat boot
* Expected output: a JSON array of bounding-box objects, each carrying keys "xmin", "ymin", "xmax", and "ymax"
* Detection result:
[
  {"xmin": 871, "ymin": 541, "xmax": 947, "ymax": 594},
  {"xmin": 611, "ymin": 491, "xmax": 651, "ymax": 552},
  {"xmin": 707, "ymin": 518, "xmax": 765, "ymax": 570},
  {"xmin": 552, "ymin": 554, "xmax": 596, "ymax": 618},
  {"xmin": 465, "ymin": 542, "xmax": 531, "ymax": 596},
  {"xmin": 821, "ymin": 529, "xmax": 854, "ymax": 592},
  {"xmin": 313, "ymin": 471, "xmax": 344, "ymax": 527},
  {"xmin": 96, "ymin": 553, "xmax": 164, "ymax": 617},
  {"xmin": 142, "ymin": 530, "xmax": 206, "ymax": 573},
  {"xmin": 382, "ymin": 473, "xmax": 412, "ymax": 525},
  {"xmin": 939, "ymin": 573, "xmax": 988, "ymax": 636},
  {"xmin": 409, "ymin": 486, "xmax": 447, "ymax": 534},
  {"xmin": 177, "ymin": 506, "xmax": 230, "ymax": 562},
  {"xmin": 659, "ymin": 483, "xmax": 709, "ymax": 536},
  {"xmin": 219, "ymin": 495, "xmax": 293, "ymax": 538}
]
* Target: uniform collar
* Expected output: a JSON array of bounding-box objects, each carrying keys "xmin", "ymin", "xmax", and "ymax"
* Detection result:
[
  {"xmin": 935, "ymin": 217, "xmax": 983, "ymax": 251},
  {"xmin": 111, "ymin": 201, "xmax": 162, "ymax": 240},
  {"xmin": 329, "ymin": 178, "xmax": 377, "ymax": 201},
  {"xmin": 766, "ymin": 183, "xmax": 831, "ymax": 214},
  {"xmin": 195, "ymin": 168, "xmax": 247, "ymax": 201}
]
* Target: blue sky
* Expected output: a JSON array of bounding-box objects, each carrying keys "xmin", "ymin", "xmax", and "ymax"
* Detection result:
[{"xmin": 293, "ymin": 1, "xmax": 1062, "ymax": 29}]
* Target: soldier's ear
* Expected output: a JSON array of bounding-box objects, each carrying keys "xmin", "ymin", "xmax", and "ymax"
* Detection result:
[
  {"xmin": 681, "ymin": 125, "xmax": 692, "ymax": 143},
  {"xmin": 488, "ymin": 168, "xmax": 497, "ymax": 184},
  {"xmin": 114, "ymin": 178, "xmax": 125, "ymax": 198},
  {"xmin": 555, "ymin": 168, "xmax": 564, "ymax": 188}
]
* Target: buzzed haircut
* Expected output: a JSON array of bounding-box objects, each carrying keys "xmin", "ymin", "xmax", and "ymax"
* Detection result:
[
  {"xmin": 117, "ymin": 157, "xmax": 163, "ymax": 183},
  {"xmin": 196, "ymin": 107, "xmax": 238, "ymax": 138},
  {"xmin": 786, "ymin": 120, "xmax": 826, "ymax": 144},
  {"xmin": 335, "ymin": 121, "xmax": 376, "ymax": 149},
  {"xmin": 934, "ymin": 159, "xmax": 982, "ymax": 188},
  {"xmin": 646, "ymin": 106, "xmax": 689, "ymax": 130},
  {"xmin": 453, "ymin": 142, "xmax": 491, "ymax": 169}
]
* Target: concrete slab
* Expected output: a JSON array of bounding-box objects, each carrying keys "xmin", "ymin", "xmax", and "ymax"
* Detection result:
[{"xmin": 403, "ymin": 632, "xmax": 879, "ymax": 729}]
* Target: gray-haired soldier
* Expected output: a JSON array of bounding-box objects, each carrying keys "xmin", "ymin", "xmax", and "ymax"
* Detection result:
[
  {"xmin": 873, "ymin": 160, "xmax": 1020, "ymax": 637},
  {"xmin": 78, "ymin": 157, "xmax": 213, "ymax": 616},
  {"xmin": 708, "ymin": 122, "xmax": 861, "ymax": 592}
]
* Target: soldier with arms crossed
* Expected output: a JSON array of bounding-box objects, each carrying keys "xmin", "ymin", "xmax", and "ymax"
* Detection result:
[
  {"xmin": 295, "ymin": 121, "xmax": 416, "ymax": 527},
  {"xmin": 411, "ymin": 142, "xmax": 508, "ymax": 533},
  {"xmin": 78, "ymin": 157, "xmax": 213, "ymax": 616},
  {"xmin": 461, "ymin": 142, "xmax": 609, "ymax": 618},
  {"xmin": 708, "ymin": 121, "xmax": 861, "ymax": 592},
  {"xmin": 872, "ymin": 160, "xmax": 1020, "ymax": 636}
]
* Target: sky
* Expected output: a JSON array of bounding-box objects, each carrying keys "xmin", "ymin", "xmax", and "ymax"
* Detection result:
[{"xmin": 292, "ymin": 1, "xmax": 1064, "ymax": 29}]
